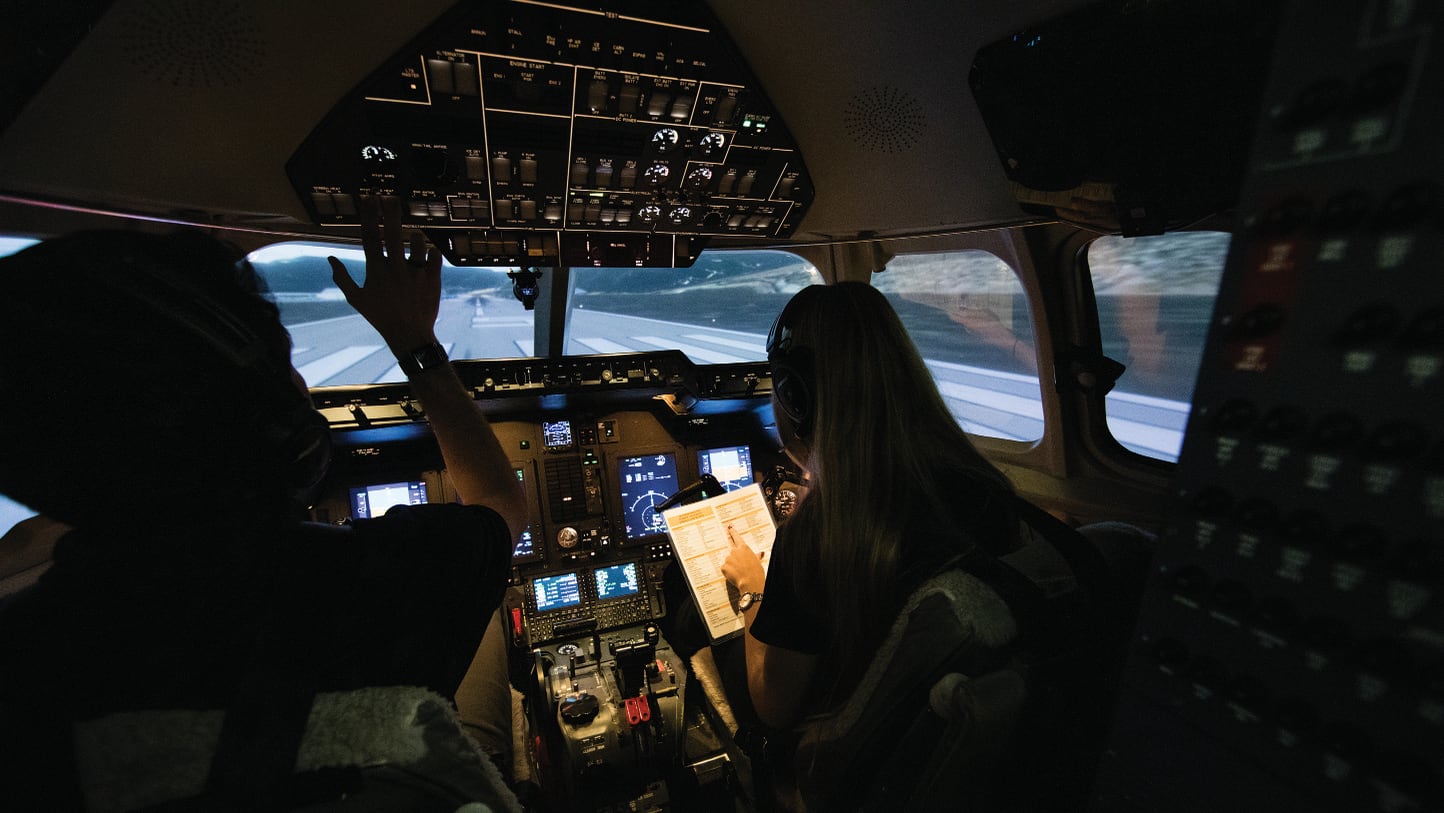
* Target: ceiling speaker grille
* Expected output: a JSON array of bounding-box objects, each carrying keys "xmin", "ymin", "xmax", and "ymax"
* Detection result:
[
  {"xmin": 119, "ymin": 0, "xmax": 264, "ymax": 88},
  {"xmin": 843, "ymin": 85, "xmax": 927, "ymax": 153}
]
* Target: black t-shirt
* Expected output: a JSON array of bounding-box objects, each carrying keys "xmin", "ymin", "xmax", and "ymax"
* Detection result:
[
  {"xmin": 0, "ymin": 502, "xmax": 512, "ymax": 809},
  {"xmin": 749, "ymin": 474, "xmax": 1016, "ymax": 708}
]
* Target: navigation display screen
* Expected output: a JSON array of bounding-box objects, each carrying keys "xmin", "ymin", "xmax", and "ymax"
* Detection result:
[
  {"xmin": 698, "ymin": 445, "xmax": 754, "ymax": 492},
  {"xmin": 349, "ymin": 480, "xmax": 428, "ymax": 519},
  {"xmin": 533, "ymin": 572, "xmax": 582, "ymax": 612},
  {"xmin": 594, "ymin": 562, "xmax": 641, "ymax": 601},
  {"xmin": 542, "ymin": 419, "xmax": 574, "ymax": 450},
  {"xmin": 618, "ymin": 453, "xmax": 678, "ymax": 540}
]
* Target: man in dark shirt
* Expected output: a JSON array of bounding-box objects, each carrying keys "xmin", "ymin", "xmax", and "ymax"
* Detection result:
[{"xmin": 0, "ymin": 199, "xmax": 526, "ymax": 809}]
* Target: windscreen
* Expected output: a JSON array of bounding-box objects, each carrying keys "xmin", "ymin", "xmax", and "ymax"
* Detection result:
[{"xmin": 247, "ymin": 243, "xmax": 535, "ymax": 386}]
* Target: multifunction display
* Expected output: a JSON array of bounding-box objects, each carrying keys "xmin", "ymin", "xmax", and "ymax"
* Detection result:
[
  {"xmin": 618, "ymin": 453, "xmax": 678, "ymax": 540},
  {"xmin": 698, "ymin": 444, "xmax": 753, "ymax": 491},
  {"xmin": 348, "ymin": 480, "xmax": 428, "ymax": 519}
]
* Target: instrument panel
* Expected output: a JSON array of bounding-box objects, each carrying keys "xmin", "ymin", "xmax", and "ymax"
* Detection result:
[
  {"xmin": 286, "ymin": 0, "xmax": 814, "ymax": 268},
  {"xmin": 308, "ymin": 353, "xmax": 799, "ymax": 650}
]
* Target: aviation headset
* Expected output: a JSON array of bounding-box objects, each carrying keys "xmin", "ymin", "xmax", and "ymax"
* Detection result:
[
  {"xmin": 93, "ymin": 237, "xmax": 334, "ymax": 512},
  {"xmin": 767, "ymin": 288, "xmax": 820, "ymax": 439}
]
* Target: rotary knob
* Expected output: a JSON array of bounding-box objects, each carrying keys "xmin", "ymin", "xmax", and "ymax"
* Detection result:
[{"xmin": 557, "ymin": 527, "xmax": 579, "ymax": 548}]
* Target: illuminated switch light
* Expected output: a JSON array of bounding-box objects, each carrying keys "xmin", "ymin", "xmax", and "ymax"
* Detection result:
[
  {"xmin": 520, "ymin": 200, "xmax": 538, "ymax": 219},
  {"xmin": 595, "ymin": 165, "xmax": 613, "ymax": 187},
  {"xmin": 619, "ymin": 85, "xmax": 641, "ymax": 114},
  {"xmin": 452, "ymin": 61, "xmax": 478, "ymax": 96},
  {"xmin": 777, "ymin": 177, "xmax": 797, "ymax": 197},
  {"xmin": 492, "ymin": 157, "xmax": 512, "ymax": 180},
  {"xmin": 714, "ymin": 95, "xmax": 738, "ymax": 123},
  {"xmin": 428, "ymin": 202, "xmax": 447, "ymax": 217},
  {"xmin": 520, "ymin": 158, "xmax": 538, "ymax": 184},
  {"xmin": 647, "ymin": 93, "xmax": 670, "ymax": 117},
  {"xmin": 461, "ymin": 202, "xmax": 490, "ymax": 223},
  {"xmin": 726, "ymin": 214, "xmax": 746, "ymax": 227},
  {"xmin": 588, "ymin": 80, "xmax": 609, "ymax": 111},
  {"xmin": 669, "ymin": 97, "xmax": 693, "ymax": 119},
  {"xmin": 544, "ymin": 204, "xmax": 563, "ymax": 222},
  {"xmin": 427, "ymin": 59, "xmax": 455, "ymax": 95},
  {"xmin": 617, "ymin": 209, "xmax": 633, "ymax": 225},
  {"xmin": 495, "ymin": 199, "xmax": 514, "ymax": 218},
  {"xmin": 570, "ymin": 163, "xmax": 591, "ymax": 185},
  {"xmin": 408, "ymin": 201, "xmax": 430, "ymax": 217},
  {"xmin": 600, "ymin": 208, "xmax": 616, "ymax": 223}
]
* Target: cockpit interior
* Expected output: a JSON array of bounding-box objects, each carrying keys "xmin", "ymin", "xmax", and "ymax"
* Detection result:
[{"xmin": 1, "ymin": 1, "xmax": 1439, "ymax": 811}]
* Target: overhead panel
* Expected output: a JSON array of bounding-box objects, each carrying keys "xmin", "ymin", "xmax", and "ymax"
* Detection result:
[{"xmin": 286, "ymin": 0, "xmax": 814, "ymax": 268}]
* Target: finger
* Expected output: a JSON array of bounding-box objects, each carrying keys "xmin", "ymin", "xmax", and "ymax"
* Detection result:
[
  {"xmin": 358, "ymin": 196, "xmax": 384, "ymax": 264},
  {"xmin": 381, "ymin": 196, "xmax": 404, "ymax": 260},
  {"xmin": 725, "ymin": 525, "xmax": 742, "ymax": 547},
  {"xmin": 408, "ymin": 230, "xmax": 429, "ymax": 266},
  {"xmin": 328, "ymin": 256, "xmax": 361, "ymax": 303}
]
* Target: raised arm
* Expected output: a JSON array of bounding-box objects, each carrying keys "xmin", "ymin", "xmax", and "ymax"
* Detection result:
[{"xmin": 328, "ymin": 196, "xmax": 526, "ymax": 541}]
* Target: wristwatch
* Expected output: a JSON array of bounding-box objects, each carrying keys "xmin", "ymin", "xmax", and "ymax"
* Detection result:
[
  {"xmin": 398, "ymin": 341, "xmax": 449, "ymax": 376},
  {"xmin": 738, "ymin": 591, "xmax": 764, "ymax": 611}
]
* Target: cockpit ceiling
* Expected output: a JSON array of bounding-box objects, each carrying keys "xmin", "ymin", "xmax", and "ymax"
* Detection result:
[{"xmin": 0, "ymin": 0, "xmax": 1097, "ymax": 247}]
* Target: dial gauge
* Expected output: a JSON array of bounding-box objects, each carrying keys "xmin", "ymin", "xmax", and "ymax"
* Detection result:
[
  {"xmin": 360, "ymin": 145, "xmax": 397, "ymax": 162},
  {"xmin": 643, "ymin": 163, "xmax": 670, "ymax": 186},
  {"xmin": 685, "ymin": 166, "xmax": 714, "ymax": 189},
  {"xmin": 651, "ymin": 128, "xmax": 681, "ymax": 152}
]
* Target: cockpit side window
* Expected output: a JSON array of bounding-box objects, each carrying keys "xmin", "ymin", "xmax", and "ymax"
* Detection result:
[
  {"xmin": 0, "ymin": 236, "xmax": 41, "ymax": 536},
  {"xmin": 565, "ymin": 250, "xmax": 821, "ymax": 361},
  {"xmin": 247, "ymin": 242, "xmax": 536, "ymax": 386},
  {"xmin": 872, "ymin": 250, "xmax": 1043, "ymax": 442},
  {"xmin": 1085, "ymin": 231, "xmax": 1231, "ymax": 462}
]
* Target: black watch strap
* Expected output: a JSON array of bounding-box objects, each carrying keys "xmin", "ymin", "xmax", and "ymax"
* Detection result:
[{"xmin": 398, "ymin": 341, "xmax": 449, "ymax": 376}]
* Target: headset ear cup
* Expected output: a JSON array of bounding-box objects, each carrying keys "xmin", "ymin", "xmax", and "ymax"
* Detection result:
[
  {"xmin": 284, "ymin": 406, "xmax": 333, "ymax": 510},
  {"xmin": 771, "ymin": 349, "xmax": 815, "ymax": 439},
  {"xmin": 288, "ymin": 407, "xmax": 333, "ymax": 508}
]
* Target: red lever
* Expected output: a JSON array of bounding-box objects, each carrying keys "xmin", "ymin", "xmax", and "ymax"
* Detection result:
[{"xmin": 624, "ymin": 696, "xmax": 652, "ymax": 725}]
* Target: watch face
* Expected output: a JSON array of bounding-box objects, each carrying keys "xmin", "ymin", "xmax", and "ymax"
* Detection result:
[{"xmin": 739, "ymin": 592, "xmax": 758, "ymax": 611}]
